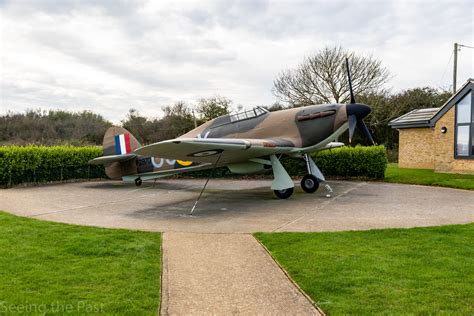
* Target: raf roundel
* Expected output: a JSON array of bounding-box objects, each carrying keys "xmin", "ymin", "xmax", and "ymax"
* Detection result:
[{"xmin": 188, "ymin": 149, "xmax": 223, "ymax": 157}]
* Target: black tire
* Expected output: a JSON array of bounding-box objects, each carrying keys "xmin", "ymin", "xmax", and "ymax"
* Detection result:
[
  {"xmin": 301, "ymin": 174, "xmax": 319, "ymax": 193},
  {"xmin": 273, "ymin": 187, "xmax": 294, "ymax": 199},
  {"xmin": 135, "ymin": 178, "xmax": 142, "ymax": 186}
]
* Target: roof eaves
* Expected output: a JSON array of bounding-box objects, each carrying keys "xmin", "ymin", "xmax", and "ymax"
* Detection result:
[
  {"xmin": 430, "ymin": 80, "xmax": 474, "ymax": 124},
  {"xmin": 388, "ymin": 108, "xmax": 440, "ymax": 127},
  {"xmin": 389, "ymin": 120, "xmax": 431, "ymax": 129},
  {"xmin": 388, "ymin": 109, "xmax": 418, "ymax": 125}
]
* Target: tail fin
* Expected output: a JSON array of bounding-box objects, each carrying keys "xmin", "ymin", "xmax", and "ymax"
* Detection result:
[
  {"xmin": 103, "ymin": 126, "xmax": 141, "ymax": 156},
  {"xmin": 89, "ymin": 127, "xmax": 142, "ymax": 180}
]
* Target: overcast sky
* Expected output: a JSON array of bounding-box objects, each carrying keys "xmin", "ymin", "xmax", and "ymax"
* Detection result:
[{"xmin": 1, "ymin": 0, "xmax": 472, "ymax": 122}]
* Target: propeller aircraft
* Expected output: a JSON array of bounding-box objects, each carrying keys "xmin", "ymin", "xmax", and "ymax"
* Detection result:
[{"xmin": 90, "ymin": 58, "xmax": 374, "ymax": 200}]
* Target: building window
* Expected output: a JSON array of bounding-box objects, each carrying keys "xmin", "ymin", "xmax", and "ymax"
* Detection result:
[{"xmin": 455, "ymin": 91, "xmax": 473, "ymax": 158}]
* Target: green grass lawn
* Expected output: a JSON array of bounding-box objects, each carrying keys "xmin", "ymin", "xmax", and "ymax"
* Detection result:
[
  {"xmin": 0, "ymin": 211, "xmax": 161, "ymax": 315},
  {"xmin": 385, "ymin": 163, "xmax": 474, "ymax": 190},
  {"xmin": 256, "ymin": 224, "xmax": 474, "ymax": 314}
]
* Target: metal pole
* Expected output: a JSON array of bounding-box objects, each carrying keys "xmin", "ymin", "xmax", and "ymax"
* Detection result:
[
  {"xmin": 304, "ymin": 153, "xmax": 312, "ymax": 175},
  {"xmin": 189, "ymin": 152, "xmax": 223, "ymax": 215},
  {"xmin": 453, "ymin": 42, "xmax": 458, "ymax": 93}
]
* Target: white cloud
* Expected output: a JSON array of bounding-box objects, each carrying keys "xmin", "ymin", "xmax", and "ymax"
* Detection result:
[{"xmin": 1, "ymin": 0, "xmax": 472, "ymax": 122}]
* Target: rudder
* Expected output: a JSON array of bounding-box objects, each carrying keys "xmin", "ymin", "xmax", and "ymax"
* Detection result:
[
  {"xmin": 103, "ymin": 126, "xmax": 141, "ymax": 156},
  {"xmin": 102, "ymin": 127, "xmax": 142, "ymax": 180}
]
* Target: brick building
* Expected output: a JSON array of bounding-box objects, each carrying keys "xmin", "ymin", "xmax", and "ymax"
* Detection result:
[{"xmin": 389, "ymin": 79, "xmax": 474, "ymax": 174}]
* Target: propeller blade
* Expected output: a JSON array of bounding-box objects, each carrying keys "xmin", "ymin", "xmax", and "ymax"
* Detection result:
[
  {"xmin": 345, "ymin": 57, "xmax": 356, "ymax": 104},
  {"xmin": 348, "ymin": 114, "xmax": 357, "ymax": 143},
  {"xmin": 356, "ymin": 119, "xmax": 375, "ymax": 145}
]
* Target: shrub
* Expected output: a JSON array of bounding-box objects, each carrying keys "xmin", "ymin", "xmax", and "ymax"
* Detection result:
[
  {"xmin": 312, "ymin": 145, "xmax": 387, "ymax": 179},
  {"xmin": 280, "ymin": 145, "xmax": 387, "ymax": 179},
  {"xmin": 0, "ymin": 146, "xmax": 105, "ymax": 187},
  {"xmin": 186, "ymin": 145, "xmax": 388, "ymax": 179}
]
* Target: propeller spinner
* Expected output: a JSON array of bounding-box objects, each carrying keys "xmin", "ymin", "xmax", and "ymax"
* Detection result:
[{"xmin": 345, "ymin": 58, "xmax": 375, "ymax": 145}]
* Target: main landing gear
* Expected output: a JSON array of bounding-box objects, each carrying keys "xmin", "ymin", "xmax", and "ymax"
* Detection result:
[
  {"xmin": 301, "ymin": 153, "xmax": 333, "ymax": 197},
  {"xmin": 273, "ymin": 187, "xmax": 294, "ymax": 199},
  {"xmin": 301, "ymin": 153, "xmax": 321, "ymax": 194},
  {"xmin": 269, "ymin": 155, "xmax": 295, "ymax": 199},
  {"xmin": 268, "ymin": 153, "xmax": 332, "ymax": 199},
  {"xmin": 301, "ymin": 174, "xmax": 319, "ymax": 193}
]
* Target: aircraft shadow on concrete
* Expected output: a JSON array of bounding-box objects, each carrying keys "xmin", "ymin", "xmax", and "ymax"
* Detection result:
[
  {"xmin": 81, "ymin": 180, "xmax": 352, "ymax": 219},
  {"xmin": 82, "ymin": 180, "xmax": 202, "ymax": 191},
  {"xmin": 129, "ymin": 188, "xmax": 326, "ymax": 219}
]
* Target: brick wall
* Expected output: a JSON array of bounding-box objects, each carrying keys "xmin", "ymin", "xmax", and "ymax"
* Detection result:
[
  {"xmin": 434, "ymin": 107, "xmax": 474, "ymax": 174},
  {"xmin": 397, "ymin": 106, "xmax": 474, "ymax": 174},
  {"xmin": 398, "ymin": 128, "xmax": 435, "ymax": 169}
]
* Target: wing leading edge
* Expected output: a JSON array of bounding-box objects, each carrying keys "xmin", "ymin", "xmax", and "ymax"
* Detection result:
[
  {"xmin": 134, "ymin": 138, "xmax": 295, "ymax": 164},
  {"xmin": 121, "ymin": 163, "xmax": 212, "ymax": 182}
]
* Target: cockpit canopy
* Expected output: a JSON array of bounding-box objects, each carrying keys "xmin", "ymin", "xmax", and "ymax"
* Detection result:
[{"xmin": 229, "ymin": 106, "xmax": 268, "ymax": 123}]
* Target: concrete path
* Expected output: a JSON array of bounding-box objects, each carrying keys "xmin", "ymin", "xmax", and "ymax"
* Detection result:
[{"xmin": 161, "ymin": 232, "xmax": 319, "ymax": 315}]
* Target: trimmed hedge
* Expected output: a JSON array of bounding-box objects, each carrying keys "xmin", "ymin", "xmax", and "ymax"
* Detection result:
[
  {"xmin": 0, "ymin": 146, "xmax": 105, "ymax": 187},
  {"xmin": 283, "ymin": 145, "xmax": 388, "ymax": 179},
  {"xmin": 0, "ymin": 145, "xmax": 387, "ymax": 187},
  {"xmin": 186, "ymin": 145, "xmax": 388, "ymax": 179}
]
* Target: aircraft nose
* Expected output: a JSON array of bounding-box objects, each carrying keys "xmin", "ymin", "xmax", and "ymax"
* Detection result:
[{"xmin": 346, "ymin": 103, "xmax": 371, "ymax": 119}]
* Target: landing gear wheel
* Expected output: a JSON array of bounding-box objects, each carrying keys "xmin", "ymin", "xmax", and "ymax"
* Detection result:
[
  {"xmin": 301, "ymin": 174, "xmax": 319, "ymax": 193},
  {"xmin": 273, "ymin": 187, "xmax": 294, "ymax": 199},
  {"xmin": 135, "ymin": 178, "xmax": 142, "ymax": 187}
]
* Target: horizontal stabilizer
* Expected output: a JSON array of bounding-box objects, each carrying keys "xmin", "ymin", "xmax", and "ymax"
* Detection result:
[{"xmin": 88, "ymin": 153, "xmax": 136, "ymax": 165}]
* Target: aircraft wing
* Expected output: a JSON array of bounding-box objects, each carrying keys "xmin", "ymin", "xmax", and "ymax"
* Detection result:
[
  {"xmin": 134, "ymin": 138, "xmax": 295, "ymax": 164},
  {"xmin": 121, "ymin": 163, "xmax": 212, "ymax": 182}
]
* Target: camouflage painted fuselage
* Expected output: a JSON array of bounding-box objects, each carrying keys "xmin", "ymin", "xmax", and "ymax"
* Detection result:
[
  {"xmin": 102, "ymin": 103, "xmax": 353, "ymax": 179},
  {"xmin": 180, "ymin": 104, "xmax": 348, "ymax": 148}
]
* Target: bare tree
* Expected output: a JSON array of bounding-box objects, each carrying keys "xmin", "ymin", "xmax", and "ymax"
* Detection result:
[{"xmin": 273, "ymin": 46, "xmax": 390, "ymax": 106}]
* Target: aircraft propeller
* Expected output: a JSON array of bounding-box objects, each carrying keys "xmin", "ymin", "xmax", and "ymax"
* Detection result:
[{"xmin": 345, "ymin": 58, "xmax": 375, "ymax": 145}]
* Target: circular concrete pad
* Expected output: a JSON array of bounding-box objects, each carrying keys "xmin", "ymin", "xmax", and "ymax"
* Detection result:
[{"xmin": 1, "ymin": 179, "xmax": 472, "ymax": 233}]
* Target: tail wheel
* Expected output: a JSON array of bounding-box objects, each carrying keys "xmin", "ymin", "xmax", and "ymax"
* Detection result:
[
  {"xmin": 301, "ymin": 174, "xmax": 319, "ymax": 193},
  {"xmin": 135, "ymin": 178, "xmax": 142, "ymax": 186},
  {"xmin": 273, "ymin": 187, "xmax": 294, "ymax": 199}
]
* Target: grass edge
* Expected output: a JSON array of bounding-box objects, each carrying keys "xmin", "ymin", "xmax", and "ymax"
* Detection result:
[{"xmin": 252, "ymin": 234, "xmax": 326, "ymax": 315}]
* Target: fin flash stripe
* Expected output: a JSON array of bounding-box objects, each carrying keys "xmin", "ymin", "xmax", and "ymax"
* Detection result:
[{"xmin": 115, "ymin": 133, "xmax": 132, "ymax": 155}]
